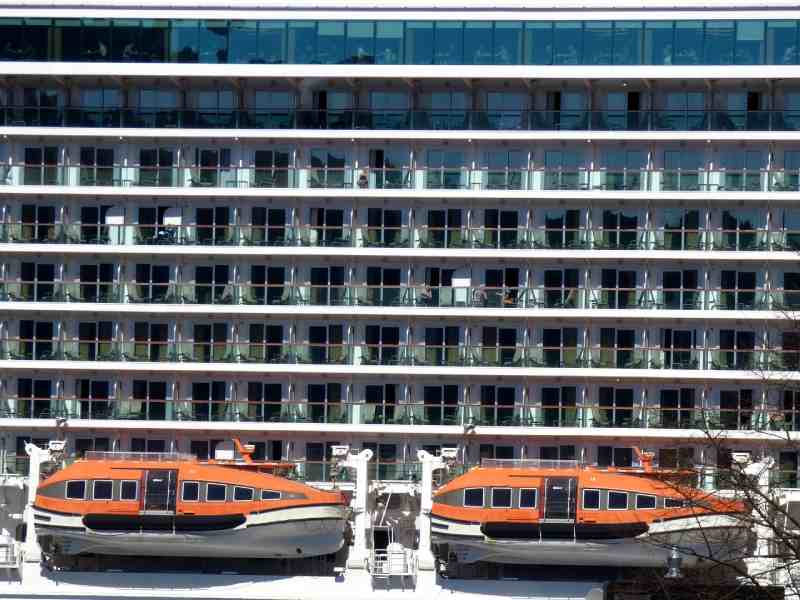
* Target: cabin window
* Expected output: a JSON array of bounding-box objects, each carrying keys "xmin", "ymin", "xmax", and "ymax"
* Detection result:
[
  {"xmin": 491, "ymin": 488, "xmax": 512, "ymax": 508},
  {"xmin": 665, "ymin": 498, "xmax": 685, "ymax": 508},
  {"xmin": 234, "ymin": 486, "xmax": 254, "ymax": 501},
  {"xmin": 519, "ymin": 488, "xmax": 538, "ymax": 508},
  {"xmin": 608, "ymin": 491, "xmax": 628, "ymax": 510},
  {"xmin": 121, "ymin": 480, "xmax": 138, "ymax": 501},
  {"xmin": 582, "ymin": 489, "xmax": 600, "ymax": 510},
  {"xmin": 206, "ymin": 483, "xmax": 227, "ymax": 502},
  {"xmin": 464, "ymin": 488, "xmax": 484, "ymax": 507},
  {"xmin": 261, "ymin": 490, "xmax": 281, "ymax": 500},
  {"xmin": 636, "ymin": 494, "xmax": 656, "ymax": 509},
  {"xmin": 92, "ymin": 480, "xmax": 113, "ymax": 500},
  {"xmin": 65, "ymin": 480, "xmax": 86, "ymax": 500},
  {"xmin": 182, "ymin": 481, "xmax": 200, "ymax": 502}
]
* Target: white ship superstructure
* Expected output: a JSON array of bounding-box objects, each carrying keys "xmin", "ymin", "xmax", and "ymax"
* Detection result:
[{"xmin": 1, "ymin": 0, "xmax": 800, "ymax": 596}]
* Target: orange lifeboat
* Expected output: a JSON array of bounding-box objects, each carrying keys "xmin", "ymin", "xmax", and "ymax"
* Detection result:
[
  {"xmin": 430, "ymin": 457, "xmax": 749, "ymax": 568},
  {"xmin": 33, "ymin": 450, "xmax": 347, "ymax": 560}
]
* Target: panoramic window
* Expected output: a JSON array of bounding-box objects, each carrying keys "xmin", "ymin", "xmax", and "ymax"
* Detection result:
[
  {"xmin": 464, "ymin": 488, "xmax": 484, "ymax": 507},
  {"xmin": 2, "ymin": 19, "xmax": 800, "ymax": 65},
  {"xmin": 608, "ymin": 491, "xmax": 629, "ymax": 510},
  {"xmin": 582, "ymin": 489, "xmax": 601, "ymax": 510},
  {"xmin": 93, "ymin": 480, "xmax": 113, "ymax": 500},
  {"xmin": 120, "ymin": 480, "xmax": 138, "ymax": 501},
  {"xmin": 491, "ymin": 488, "xmax": 512, "ymax": 508},
  {"xmin": 665, "ymin": 497, "xmax": 685, "ymax": 508},
  {"xmin": 206, "ymin": 483, "xmax": 227, "ymax": 502},
  {"xmin": 261, "ymin": 490, "xmax": 281, "ymax": 500},
  {"xmin": 66, "ymin": 480, "xmax": 86, "ymax": 500},
  {"xmin": 182, "ymin": 481, "xmax": 200, "ymax": 502},
  {"xmin": 233, "ymin": 486, "xmax": 254, "ymax": 501},
  {"xmin": 635, "ymin": 494, "xmax": 657, "ymax": 509},
  {"xmin": 519, "ymin": 488, "xmax": 538, "ymax": 508}
]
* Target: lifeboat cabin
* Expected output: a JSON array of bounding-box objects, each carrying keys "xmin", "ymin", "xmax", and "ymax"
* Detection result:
[
  {"xmin": 33, "ymin": 451, "xmax": 347, "ymax": 560},
  {"xmin": 430, "ymin": 458, "xmax": 749, "ymax": 568}
]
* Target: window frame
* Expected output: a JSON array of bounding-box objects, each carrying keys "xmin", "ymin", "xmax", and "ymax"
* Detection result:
[
  {"xmin": 92, "ymin": 479, "xmax": 113, "ymax": 500},
  {"xmin": 519, "ymin": 487, "xmax": 538, "ymax": 509},
  {"xmin": 65, "ymin": 479, "xmax": 87, "ymax": 500},
  {"xmin": 608, "ymin": 490, "xmax": 629, "ymax": 510},
  {"xmin": 181, "ymin": 480, "xmax": 200, "ymax": 502},
  {"xmin": 491, "ymin": 487, "xmax": 512, "ymax": 508},
  {"xmin": 635, "ymin": 494, "xmax": 657, "ymax": 510},
  {"xmin": 120, "ymin": 479, "xmax": 138, "ymax": 501},
  {"xmin": 463, "ymin": 487, "xmax": 484, "ymax": 507},
  {"xmin": 206, "ymin": 482, "xmax": 227, "ymax": 502},
  {"xmin": 233, "ymin": 486, "xmax": 254, "ymax": 501},
  {"xmin": 582, "ymin": 488, "xmax": 601, "ymax": 510}
]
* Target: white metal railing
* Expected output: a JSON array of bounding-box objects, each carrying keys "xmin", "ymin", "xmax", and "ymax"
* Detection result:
[
  {"xmin": 481, "ymin": 458, "xmax": 580, "ymax": 469},
  {"xmin": 369, "ymin": 547, "xmax": 416, "ymax": 579},
  {"xmin": 0, "ymin": 537, "xmax": 18, "ymax": 569},
  {"xmin": 83, "ymin": 451, "xmax": 195, "ymax": 462}
]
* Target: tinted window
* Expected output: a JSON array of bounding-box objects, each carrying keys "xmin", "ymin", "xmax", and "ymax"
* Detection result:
[
  {"xmin": 491, "ymin": 488, "xmax": 512, "ymax": 508},
  {"xmin": 207, "ymin": 483, "xmax": 226, "ymax": 501},
  {"xmin": 120, "ymin": 480, "xmax": 138, "ymax": 501},
  {"xmin": 519, "ymin": 488, "xmax": 538, "ymax": 508},
  {"xmin": 608, "ymin": 491, "xmax": 628, "ymax": 510},
  {"xmin": 182, "ymin": 481, "xmax": 199, "ymax": 501},
  {"xmin": 583, "ymin": 489, "xmax": 600, "ymax": 509},
  {"xmin": 66, "ymin": 480, "xmax": 86, "ymax": 499},
  {"xmin": 261, "ymin": 490, "xmax": 281, "ymax": 500},
  {"xmin": 665, "ymin": 497, "xmax": 685, "ymax": 508},
  {"xmin": 234, "ymin": 486, "xmax": 254, "ymax": 501},
  {"xmin": 93, "ymin": 480, "xmax": 113, "ymax": 500},
  {"xmin": 464, "ymin": 488, "xmax": 484, "ymax": 507},
  {"xmin": 636, "ymin": 494, "xmax": 657, "ymax": 509}
]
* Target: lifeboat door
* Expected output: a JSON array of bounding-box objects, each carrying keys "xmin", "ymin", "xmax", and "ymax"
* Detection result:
[
  {"xmin": 543, "ymin": 477, "xmax": 576, "ymax": 522},
  {"xmin": 143, "ymin": 469, "xmax": 178, "ymax": 513}
]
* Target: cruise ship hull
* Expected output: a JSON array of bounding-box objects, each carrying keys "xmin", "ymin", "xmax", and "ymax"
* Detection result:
[
  {"xmin": 432, "ymin": 514, "xmax": 750, "ymax": 567},
  {"xmin": 36, "ymin": 504, "xmax": 347, "ymax": 559}
]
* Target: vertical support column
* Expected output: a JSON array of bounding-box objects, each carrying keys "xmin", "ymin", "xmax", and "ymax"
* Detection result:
[
  {"xmin": 336, "ymin": 447, "xmax": 373, "ymax": 569},
  {"xmin": 416, "ymin": 449, "xmax": 450, "ymax": 570},
  {"xmin": 740, "ymin": 455, "xmax": 777, "ymax": 583},
  {"xmin": 22, "ymin": 441, "xmax": 63, "ymax": 562}
]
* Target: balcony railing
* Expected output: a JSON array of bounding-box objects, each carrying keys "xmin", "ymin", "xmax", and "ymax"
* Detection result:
[
  {"xmin": 3, "ymin": 338, "xmax": 798, "ymax": 372},
  {"xmin": 0, "ymin": 398, "xmax": 793, "ymax": 435},
  {"xmin": 1, "ymin": 282, "xmax": 795, "ymax": 312},
  {"xmin": 4, "ymin": 165, "xmax": 800, "ymax": 193},
  {"xmin": 7, "ymin": 107, "xmax": 800, "ymax": 132},
  {"xmin": 1, "ymin": 222, "xmax": 790, "ymax": 253}
]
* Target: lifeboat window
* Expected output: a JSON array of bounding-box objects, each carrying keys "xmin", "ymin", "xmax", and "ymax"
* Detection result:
[
  {"xmin": 182, "ymin": 481, "xmax": 200, "ymax": 502},
  {"xmin": 121, "ymin": 480, "xmax": 138, "ymax": 501},
  {"xmin": 582, "ymin": 489, "xmax": 600, "ymax": 510},
  {"xmin": 92, "ymin": 480, "xmax": 113, "ymax": 500},
  {"xmin": 519, "ymin": 488, "xmax": 538, "ymax": 509},
  {"xmin": 463, "ymin": 488, "xmax": 484, "ymax": 507},
  {"xmin": 635, "ymin": 494, "xmax": 656, "ymax": 510},
  {"xmin": 65, "ymin": 480, "xmax": 86, "ymax": 500},
  {"xmin": 206, "ymin": 483, "xmax": 227, "ymax": 502},
  {"xmin": 664, "ymin": 498, "xmax": 685, "ymax": 508},
  {"xmin": 261, "ymin": 490, "xmax": 281, "ymax": 500},
  {"xmin": 608, "ymin": 491, "xmax": 628, "ymax": 510},
  {"xmin": 234, "ymin": 486, "xmax": 254, "ymax": 501},
  {"xmin": 491, "ymin": 488, "xmax": 512, "ymax": 508}
]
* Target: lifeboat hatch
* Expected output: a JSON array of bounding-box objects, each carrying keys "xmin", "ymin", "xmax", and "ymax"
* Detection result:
[
  {"xmin": 543, "ymin": 477, "xmax": 576, "ymax": 523},
  {"xmin": 142, "ymin": 469, "xmax": 177, "ymax": 514}
]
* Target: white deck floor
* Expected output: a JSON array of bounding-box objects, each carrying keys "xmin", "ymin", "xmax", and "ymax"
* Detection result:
[{"xmin": 0, "ymin": 564, "xmax": 604, "ymax": 600}]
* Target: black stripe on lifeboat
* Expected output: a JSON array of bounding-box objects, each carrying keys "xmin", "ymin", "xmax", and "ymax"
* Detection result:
[
  {"xmin": 83, "ymin": 513, "xmax": 246, "ymax": 532},
  {"xmin": 480, "ymin": 521, "xmax": 648, "ymax": 540}
]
